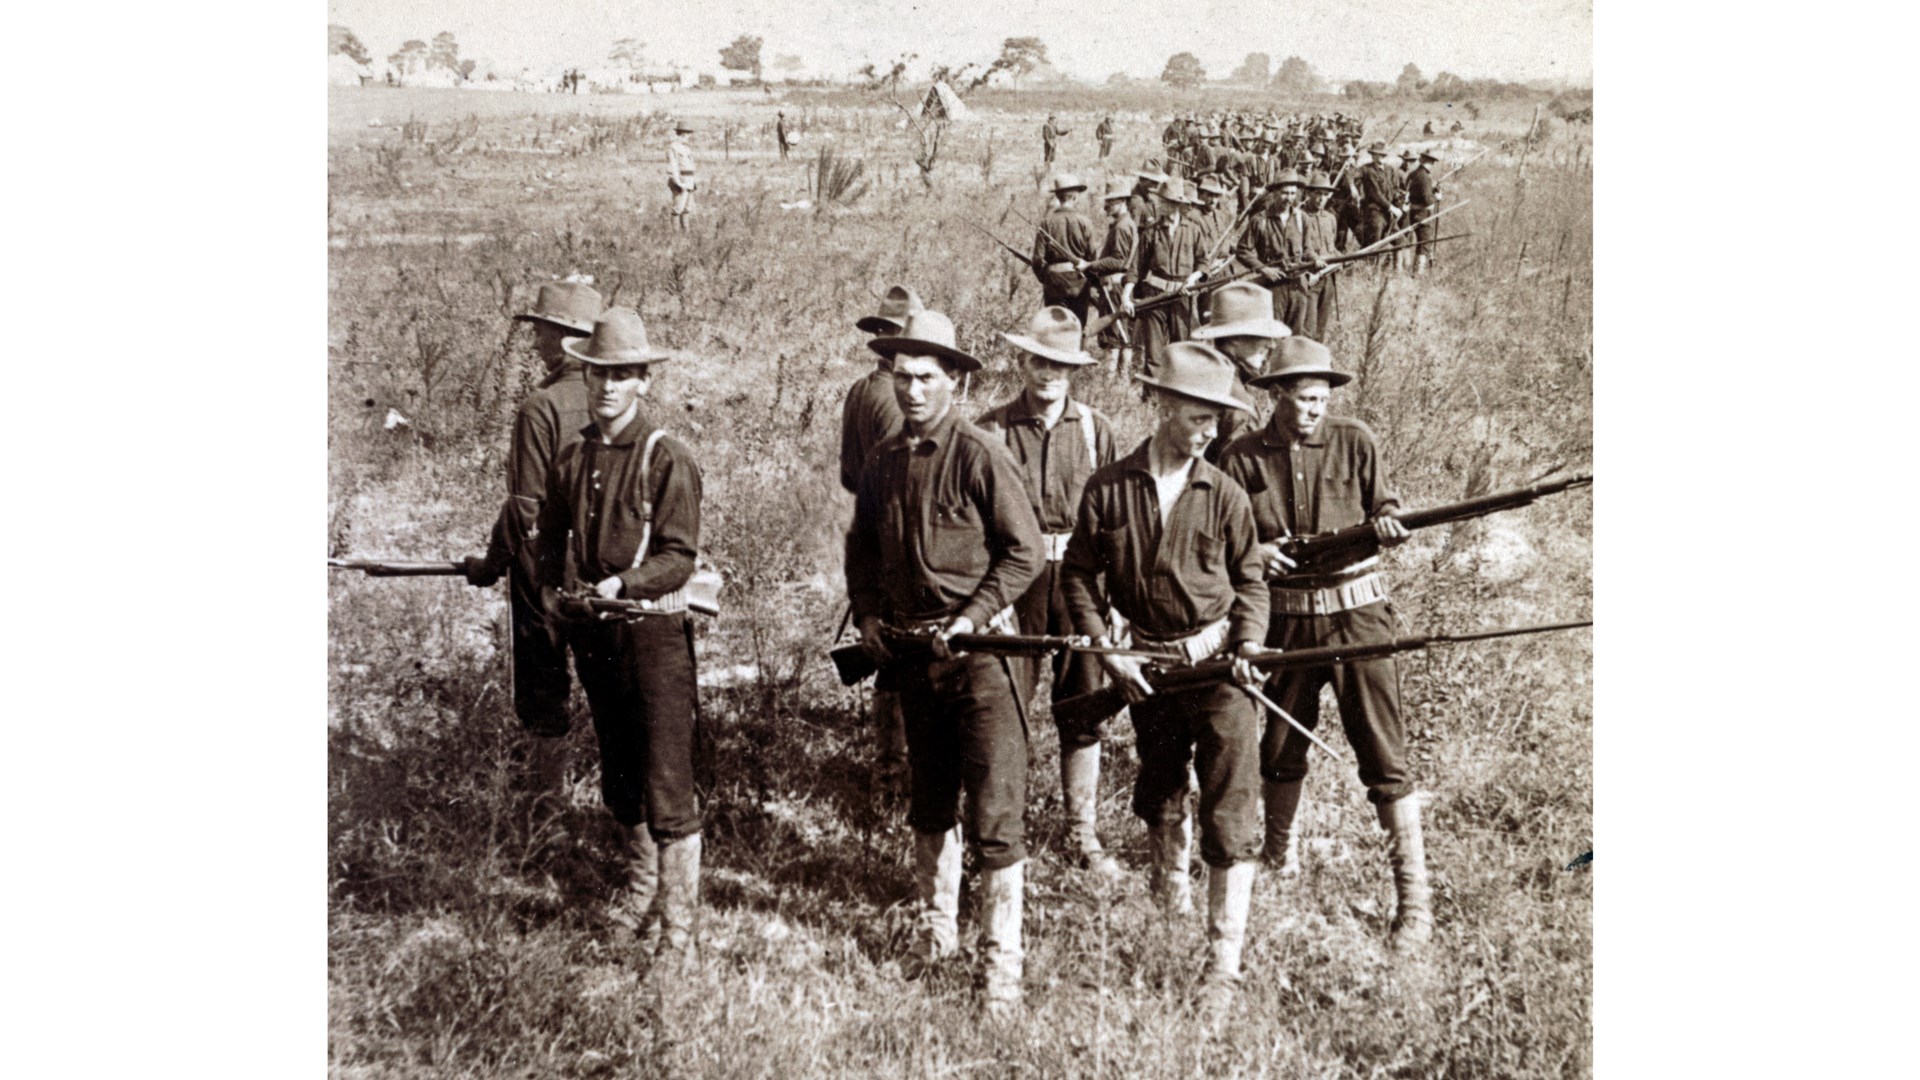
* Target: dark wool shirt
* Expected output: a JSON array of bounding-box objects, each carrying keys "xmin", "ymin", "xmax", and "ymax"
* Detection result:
[
  {"xmin": 838, "ymin": 367, "xmax": 903, "ymax": 494},
  {"xmin": 483, "ymin": 362, "xmax": 592, "ymax": 577},
  {"xmin": 847, "ymin": 405, "xmax": 1043, "ymax": 627},
  {"xmin": 972, "ymin": 395, "xmax": 1119, "ymax": 533},
  {"xmin": 1216, "ymin": 414, "xmax": 1401, "ymax": 580},
  {"xmin": 1061, "ymin": 440, "xmax": 1269, "ymax": 646},
  {"xmin": 535, "ymin": 408, "xmax": 701, "ymax": 600}
]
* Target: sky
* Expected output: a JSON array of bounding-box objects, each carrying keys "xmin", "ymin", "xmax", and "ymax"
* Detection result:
[{"xmin": 327, "ymin": 0, "xmax": 1592, "ymax": 84}]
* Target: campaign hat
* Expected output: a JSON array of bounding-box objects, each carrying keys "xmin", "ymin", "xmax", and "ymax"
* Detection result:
[
  {"xmin": 1001, "ymin": 306, "xmax": 1096, "ymax": 367},
  {"xmin": 562, "ymin": 307, "xmax": 676, "ymax": 367},
  {"xmin": 855, "ymin": 284, "xmax": 925, "ymax": 334},
  {"xmin": 514, "ymin": 280, "xmax": 603, "ymax": 334},
  {"xmin": 1133, "ymin": 342, "xmax": 1254, "ymax": 412},
  {"xmin": 1247, "ymin": 336, "xmax": 1352, "ymax": 389},
  {"xmin": 868, "ymin": 309, "xmax": 982, "ymax": 373},
  {"xmin": 1100, "ymin": 175, "xmax": 1134, "ymax": 202},
  {"xmin": 1050, "ymin": 171, "xmax": 1088, "ymax": 194},
  {"xmin": 1189, "ymin": 281, "xmax": 1292, "ymax": 341}
]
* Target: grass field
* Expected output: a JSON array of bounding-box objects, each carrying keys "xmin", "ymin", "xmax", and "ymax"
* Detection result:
[{"xmin": 328, "ymin": 83, "xmax": 1592, "ymax": 1078}]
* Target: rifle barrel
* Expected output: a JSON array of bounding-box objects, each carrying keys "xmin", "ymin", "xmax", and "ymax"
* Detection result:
[{"xmin": 328, "ymin": 559, "xmax": 465, "ymax": 577}]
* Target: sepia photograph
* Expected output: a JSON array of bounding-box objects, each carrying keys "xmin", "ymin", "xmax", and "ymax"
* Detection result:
[{"xmin": 325, "ymin": 2, "xmax": 1594, "ymax": 1074}]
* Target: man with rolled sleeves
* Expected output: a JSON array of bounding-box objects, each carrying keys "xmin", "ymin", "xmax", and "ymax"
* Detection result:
[
  {"xmin": 464, "ymin": 279, "xmax": 604, "ymax": 789},
  {"xmin": 1188, "ymin": 281, "xmax": 1286, "ymax": 465},
  {"xmin": 846, "ymin": 311, "xmax": 1044, "ymax": 1016},
  {"xmin": 1121, "ymin": 178, "xmax": 1211, "ymax": 380},
  {"xmin": 1060, "ymin": 341, "xmax": 1269, "ymax": 1015},
  {"xmin": 1030, "ymin": 173, "xmax": 1098, "ymax": 326},
  {"xmin": 974, "ymin": 308, "xmax": 1122, "ymax": 879},
  {"xmin": 666, "ymin": 120, "xmax": 697, "ymax": 231},
  {"xmin": 531, "ymin": 308, "xmax": 708, "ymax": 969},
  {"xmin": 839, "ymin": 285, "xmax": 924, "ymax": 795},
  {"xmin": 1214, "ymin": 338, "xmax": 1431, "ymax": 955}
]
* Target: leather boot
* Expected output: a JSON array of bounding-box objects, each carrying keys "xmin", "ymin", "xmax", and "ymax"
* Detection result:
[
  {"xmin": 1198, "ymin": 860, "xmax": 1256, "ymax": 1019},
  {"xmin": 978, "ymin": 860, "xmax": 1026, "ymax": 1018},
  {"xmin": 655, "ymin": 832, "xmax": 702, "ymax": 970},
  {"xmin": 907, "ymin": 826, "xmax": 962, "ymax": 976},
  {"xmin": 607, "ymin": 823, "xmax": 661, "ymax": 946},
  {"xmin": 1060, "ymin": 744, "xmax": 1123, "ymax": 880},
  {"xmin": 1377, "ymin": 795, "xmax": 1433, "ymax": 953},
  {"xmin": 1146, "ymin": 817, "xmax": 1195, "ymax": 917},
  {"xmin": 1261, "ymin": 779, "xmax": 1304, "ymax": 876}
]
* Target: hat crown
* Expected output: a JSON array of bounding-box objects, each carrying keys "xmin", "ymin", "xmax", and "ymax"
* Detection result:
[
  {"xmin": 527, "ymin": 281, "xmax": 604, "ymax": 331},
  {"xmin": 575, "ymin": 307, "xmax": 658, "ymax": 363},
  {"xmin": 876, "ymin": 284, "xmax": 924, "ymax": 323},
  {"xmin": 1051, "ymin": 171, "xmax": 1086, "ymax": 192},
  {"xmin": 1205, "ymin": 282, "xmax": 1279, "ymax": 331},
  {"xmin": 1101, "ymin": 176, "xmax": 1133, "ymax": 201},
  {"xmin": 1024, "ymin": 306, "xmax": 1084, "ymax": 354},
  {"xmin": 1254, "ymin": 337, "xmax": 1343, "ymax": 385},
  {"xmin": 890, "ymin": 310, "xmax": 960, "ymax": 353},
  {"xmin": 1154, "ymin": 342, "xmax": 1242, "ymax": 404}
]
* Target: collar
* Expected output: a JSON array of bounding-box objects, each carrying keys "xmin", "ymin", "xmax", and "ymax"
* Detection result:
[
  {"xmin": 1120, "ymin": 439, "xmax": 1217, "ymax": 488},
  {"xmin": 581, "ymin": 404, "xmax": 657, "ymax": 447},
  {"xmin": 899, "ymin": 402, "xmax": 962, "ymax": 451},
  {"xmin": 1261, "ymin": 414, "xmax": 1328, "ymax": 449},
  {"xmin": 1005, "ymin": 393, "xmax": 1083, "ymax": 427},
  {"xmin": 539, "ymin": 359, "xmax": 584, "ymax": 390}
]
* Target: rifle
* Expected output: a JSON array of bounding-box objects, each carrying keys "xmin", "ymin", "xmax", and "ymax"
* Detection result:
[
  {"xmin": 1436, "ymin": 147, "xmax": 1489, "ymax": 187},
  {"xmin": 1008, "ymin": 206, "xmax": 1131, "ymax": 347},
  {"xmin": 1278, "ymin": 473, "xmax": 1591, "ymax": 575},
  {"xmin": 830, "ymin": 630, "xmax": 1176, "ymax": 687},
  {"xmin": 556, "ymin": 570, "xmax": 722, "ymax": 620},
  {"xmin": 1051, "ymin": 620, "xmax": 1593, "ymax": 732},
  {"xmin": 328, "ymin": 557, "xmax": 467, "ymax": 577},
  {"xmin": 1302, "ymin": 199, "xmax": 1471, "ymax": 286},
  {"xmin": 962, "ymin": 219, "xmax": 1036, "ymax": 266}
]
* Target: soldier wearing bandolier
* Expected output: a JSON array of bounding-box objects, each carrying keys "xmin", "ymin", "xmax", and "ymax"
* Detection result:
[
  {"xmin": 464, "ymin": 280, "xmax": 604, "ymax": 790},
  {"xmin": 1122, "ymin": 177, "xmax": 1210, "ymax": 380},
  {"xmin": 1406, "ymin": 150, "xmax": 1441, "ymax": 273},
  {"xmin": 1188, "ymin": 281, "xmax": 1285, "ymax": 464},
  {"xmin": 1214, "ymin": 337, "xmax": 1432, "ymax": 955},
  {"xmin": 845, "ymin": 310, "xmax": 1045, "ymax": 1016},
  {"xmin": 1060, "ymin": 341, "xmax": 1270, "ymax": 1016},
  {"xmin": 1031, "ymin": 173, "xmax": 1098, "ymax": 326},
  {"xmin": 531, "ymin": 308, "xmax": 708, "ymax": 970},
  {"xmin": 974, "ymin": 307, "xmax": 1123, "ymax": 878},
  {"xmin": 1086, "ymin": 176, "xmax": 1139, "ymax": 371},
  {"xmin": 839, "ymin": 285, "xmax": 924, "ymax": 795}
]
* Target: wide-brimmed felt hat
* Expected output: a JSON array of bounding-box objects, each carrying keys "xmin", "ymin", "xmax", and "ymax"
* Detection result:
[
  {"xmin": 1136, "ymin": 165, "xmax": 1170, "ymax": 185},
  {"xmin": 1001, "ymin": 306, "xmax": 1095, "ymax": 367},
  {"xmin": 1265, "ymin": 169, "xmax": 1305, "ymax": 190},
  {"xmin": 868, "ymin": 309, "xmax": 982, "ymax": 373},
  {"xmin": 1248, "ymin": 336, "xmax": 1352, "ymax": 389},
  {"xmin": 1419, "ymin": 150, "xmax": 1439, "ymax": 163},
  {"xmin": 1154, "ymin": 177, "xmax": 1201, "ymax": 206},
  {"xmin": 1367, "ymin": 141, "xmax": 1388, "ymax": 156},
  {"xmin": 562, "ymin": 307, "xmax": 675, "ymax": 367},
  {"xmin": 855, "ymin": 284, "xmax": 925, "ymax": 334},
  {"xmin": 1196, "ymin": 175, "xmax": 1230, "ymax": 197},
  {"xmin": 673, "ymin": 118, "xmax": 696, "ymax": 133},
  {"xmin": 1134, "ymin": 342, "xmax": 1253, "ymax": 413},
  {"xmin": 1190, "ymin": 282, "xmax": 1292, "ymax": 341},
  {"xmin": 1305, "ymin": 171, "xmax": 1335, "ymax": 191},
  {"xmin": 1050, "ymin": 171, "xmax": 1088, "ymax": 194},
  {"xmin": 514, "ymin": 280, "xmax": 603, "ymax": 334},
  {"xmin": 1100, "ymin": 175, "xmax": 1134, "ymax": 202}
]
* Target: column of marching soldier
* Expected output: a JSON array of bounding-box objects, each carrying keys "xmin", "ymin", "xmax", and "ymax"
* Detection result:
[{"xmin": 442, "ymin": 251, "xmax": 1455, "ymax": 1026}]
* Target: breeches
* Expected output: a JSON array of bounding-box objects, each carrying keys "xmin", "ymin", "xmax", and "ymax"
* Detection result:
[{"xmin": 566, "ymin": 613, "xmax": 704, "ymax": 836}]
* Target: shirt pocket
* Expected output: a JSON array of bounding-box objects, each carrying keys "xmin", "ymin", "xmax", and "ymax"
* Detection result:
[
  {"xmin": 925, "ymin": 502, "xmax": 987, "ymax": 577},
  {"xmin": 1193, "ymin": 530, "xmax": 1224, "ymax": 576},
  {"xmin": 1316, "ymin": 466, "xmax": 1365, "ymax": 532},
  {"xmin": 1097, "ymin": 520, "xmax": 1133, "ymax": 580}
]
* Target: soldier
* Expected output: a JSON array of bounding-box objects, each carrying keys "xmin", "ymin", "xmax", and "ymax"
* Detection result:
[
  {"xmin": 531, "ymin": 308, "xmax": 707, "ymax": 969},
  {"xmin": 463, "ymin": 279, "xmax": 605, "ymax": 789},
  {"xmin": 1214, "ymin": 337, "xmax": 1431, "ymax": 954},
  {"xmin": 666, "ymin": 119, "xmax": 697, "ymax": 231},
  {"xmin": 1129, "ymin": 166, "xmax": 1168, "ymax": 231},
  {"xmin": 1122, "ymin": 178, "xmax": 1211, "ymax": 380},
  {"xmin": 1193, "ymin": 175, "xmax": 1236, "ymax": 253},
  {"xmin": 845, "ymin": 311, "xmax": 1045, "ymax": 1016},
  {"xmin": 1406, "ymin": 150, "xmax": 1441, "ymax": 273},
  {"xmin": 974, "ymin": 308, "xmax": 1123, "ymax": 877},
  {"xmin": 1356, "ymin": 142, "xmax": 1402, "ymax": 250},
  {"xmin": 1085, "ymin": 176, "xmax": 1140, "ymax": 371},
  {"xmin": 1298, "ymin": 173, "xmax": 1343, "ymax": 339},
  {"xmin": 1189, "ymin": 281, "xmax": 1287, "ymax": 463},
  {"xmin": 1233, "ymin": 171, "xmax": 1311, "ymax": 335},
  {"xmin": 1329, "ymin": 143, "xmax": 1362, "ymax": 252},
  {"xmin": 1059, "ymin": 341, "xmax": 1270, "ymax": 1015},
  {"xmin": 840, "ymin": 285, "xmax": 925, "ymax": 795},
  {"xmin": 1031, "ymin": 173, "xmax": 1098, "ymax": 326},
  {"xmin": 1096, "ymin": 113, "xmax": 1115, "ymax": 160},
  {"xmin": 775, "ymin": 109, "xmax": 791, "ymax": 161},
  {"xmin": 1042, "ymin": 113, "xmax": 1070, "ymax": 166}
]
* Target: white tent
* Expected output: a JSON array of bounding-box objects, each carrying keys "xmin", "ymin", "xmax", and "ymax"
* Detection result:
[
  {"xmin": 914, "ymin": 81, "xmax": 974, "ymax": 123},
  {"xmin": 328, "ymin": 53, "xmax": 372, "ymax": 86},
  {"xmin": 402, "ymin": 67, "xmax": 460, "ymax": 89}
]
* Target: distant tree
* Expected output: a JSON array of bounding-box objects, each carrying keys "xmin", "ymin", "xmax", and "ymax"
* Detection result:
[
  {"xmin": 610, "ymin": 37, "xmax": 647, "ymax": 71},
  {"xmin": 1342, "ymin": 80, "xmax": 1389, "ymax": 101},
  {"xmin": 1161, "ymin": 52, "xmax": 1205, "ymax": 89},
  {"xmin": 329, "ymin": 25, "xmax": 370, "ymax": 66},
  {"xmin": 458, "ymin": 59, "xmax": 476, "ymax": 80},
  {"xmin": 389, "ymin": 39, "xmax": 428, "ymax": 75},
  {"xmin": 1424, "ymin": 71, "xmax": 1467, "ymax": 101},
  {"xmin": 719, "ymin": 34, "xmax": 764, "ymax": 82},
  {"xmin": 1396, "ymin": 63, "xmax": 1427, "ymax": 96},
  {"xmin": 428, "ymin": 31, "xmax": 460, "ymax": 73},
  {"xmin": 996, "ymin": 37, "xmax": 1049, "ymax": 81},
  {"xmin": 772, "ymin": 53, "xmax": 804, "ymax": 74},
  {"xmin": 1271, "ymin": 55, "xmax": 1321, "ymax": 95},
  {"xmin": 1230, "ymin": 52, "xmax": 1271, "ymax": 86}
]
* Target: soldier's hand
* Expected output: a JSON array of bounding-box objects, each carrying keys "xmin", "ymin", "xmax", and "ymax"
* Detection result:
[
  {"xmin": 1259, "ymin": 541, "xmax": 1299, "ymax": 580},
  {"xmin": 1100, "ymin": 650, "xmax": 1155, "ymax": 703},
  {"xmin": 462, "ymin": 555, "xmax": 502, "ymax": 588},
  {"xmin": 1184, "ymin": 270, "xmax": 1204, "ymax": 287},
  {"xmin": 1373, "ymin": 515, "xmax": 1412, "ymax": 547},
  {"xmin": 594, "ymin": 575, "xmax": 625, "ymax": 600},
  {"xmin": 857, "ymin": 616, "xmax": 892, "ymax": 665},
  {"xmin": 1262, "ymin": 267, "xmax": 1284, "ymax": 283},
  {"xmin": 1311, "ymin": 254, "xmax": 1328, "ymax": 269},
  {"xmin": 931, "ymin": 615, "xmax": 975, "ymax": 659},
  {"xmin": 1121, "ymin": 295, "xmax": 1136, "ymax": 316},
  {"xmin": 1230, "ymin": 641, "xmax": 1265, "ymax": 688}
]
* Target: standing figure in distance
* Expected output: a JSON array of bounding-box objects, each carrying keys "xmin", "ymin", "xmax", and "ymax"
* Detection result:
[
  {"xmin": 1096, "ymin": 112, "xmax": 1115, "ymax": 160},
  {"xmin": 666, "ymin": 119, "xmax": 697, "ymax": 231},
  {"xmin": 1031, "ymin": 173, "xmax": 1097, "ymax": 327},
  {"xmin": 1042, "ymin": 113, "xmax": 1071, "ymax": 166}
]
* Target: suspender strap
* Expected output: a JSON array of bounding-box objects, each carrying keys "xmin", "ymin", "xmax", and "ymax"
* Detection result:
[{"xmin": 630, "ymin": 429, "xmax": 668, "ymax": 570}]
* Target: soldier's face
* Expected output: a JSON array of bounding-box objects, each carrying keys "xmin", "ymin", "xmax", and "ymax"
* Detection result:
[
  {"xmin": 1155, "ymin": 394, "xmax": 1222, "ymax": 460},
  {"xmin": 1104, "ymin": 198, "xmax": 1126, "ymax": 221},
  {"xmin": 892, "ymin": 354, "xmax": 958, "ymax": 428},
  {"xmin": 1275, "ymin": 186, "xmax": 1301, "ymax": 210},
  {"xmin": 584, "ymin": 364, "xmax": 650, "ymax": 422},
  {"xmin": 1023, "ymin": 354, "xmax": 1075, "ymax": 403},
  {"xmin": 1306, "ymin": 191, "xmax": 1329, "ymax": 211},
  {"xmin": 533, "ymin": 323, "xmax": 570, "ymax": 371},
  {"xmin": 1268, "ymin": 377, "xmax": 1331, "ymax": 440}
]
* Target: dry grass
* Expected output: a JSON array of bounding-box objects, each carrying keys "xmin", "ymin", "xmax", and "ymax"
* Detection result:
[{"xmin": 328, "ymin": 84, "xmax": 1591, "ymax": 1078}]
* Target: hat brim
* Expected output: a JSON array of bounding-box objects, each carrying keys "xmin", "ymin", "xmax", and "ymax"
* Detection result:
[
  {"xmin": 514, "ymin": 312, "xmax": 597, "ymax": 334},
  {"xmin": 1190, "ymin": 319, "xmax": 1294, "ymax": 342},
  {"xmin": 1131, "ymin": 374, "xmax": 1254, "ymax": 413},
  {"xmin": 855, "ymin": 315, "xmax": 907, "ymax": 334},
  {"xmin": 1002, "ymin": 332, "xmax": 1096, "ymax": 367},
  {"xmin": 562, "ymin": 336, "xmax": 675, "ymax": 366},
  {"xmin": 869, "ymin": 336, "xmax": 982, "ymax": 373},
  {"xmin": 1052, "ymin": 184, "xmax": 1088, "ymax": 194},
  {"xmin": 1248, "ymin": 367, "xmax": 1352, "ymax": 389}
]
